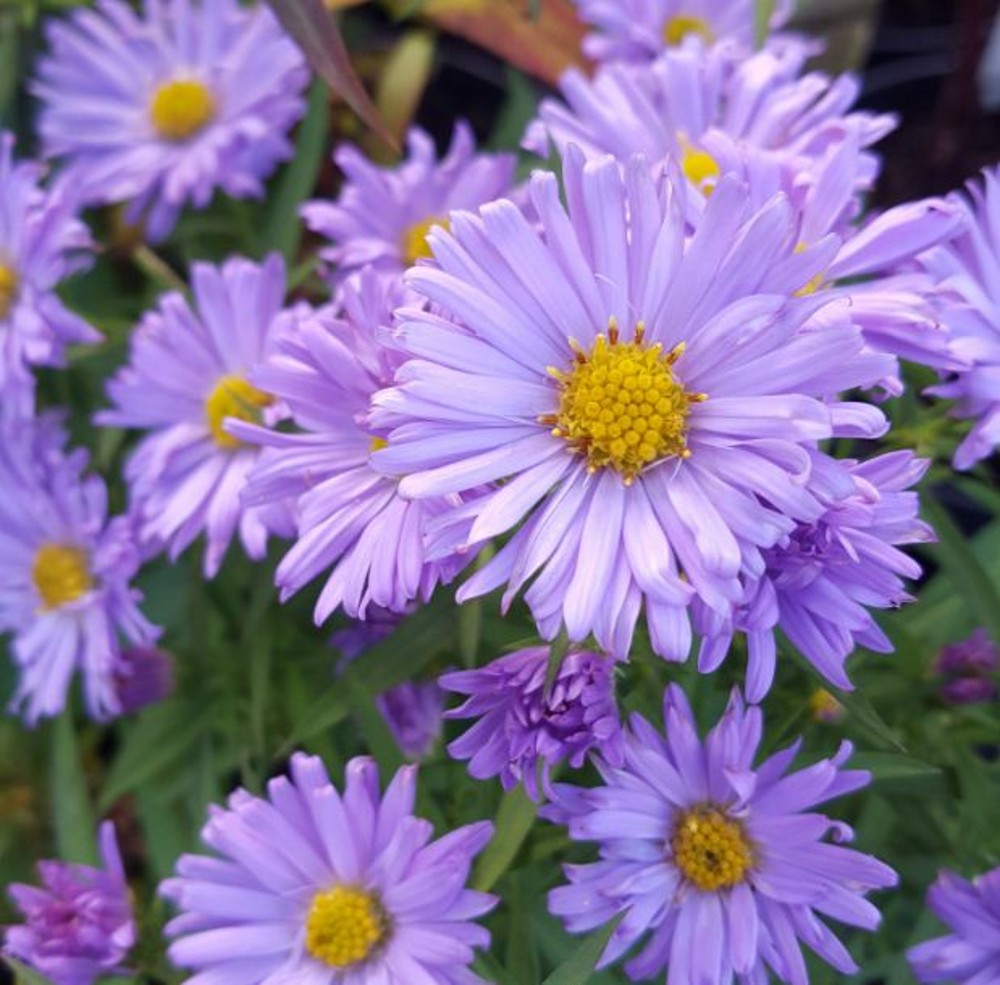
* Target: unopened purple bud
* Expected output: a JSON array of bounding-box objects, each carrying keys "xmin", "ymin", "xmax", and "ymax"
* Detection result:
[
  {"xmin": 114, "ymin": 646, "xmax": 175, "ymax": 714},
  {"xmin": 932, "ymin": 629, "xmax": 999, "ymax": 705}
]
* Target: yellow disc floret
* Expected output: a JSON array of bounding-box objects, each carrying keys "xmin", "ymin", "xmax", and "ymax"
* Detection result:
[
  {"xmin": 671, "ymin": 806, "xmax": 754, "ymax": 892},
  {"xmin": 0, "ymin": 262, "xmax": 19, "ymax": 319},
  {"xmin": 204, "ymin": 375, "xmax": 273, "ymax": 450},
  {"xmin": 32, "ymin": 544, "xmax": 93, "ymax": 610},
  {"xmin": 546, "ymin": 321, "xmax": 704, "ymax": 483},
  {"xmin": 663, "ymin": 13, "xmax": 715, "ymax": 46},
  {"xmin": 680, "ymin": 144, "xmax": 720, "ymax": 194},
  {"xmin": 402, "ymin": 215, "xmax": 449, "ymax": 265},
  {"xmin": 305, "ymin": 886, "xmax": 389, "ymax": 969},
  {"xmin": 150, "ymin": 79, "xmax": 216, "ymax": 142}
]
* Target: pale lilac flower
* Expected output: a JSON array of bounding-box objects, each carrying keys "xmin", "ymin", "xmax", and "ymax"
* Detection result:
[
  {"xmin": 97, "ymin": 254, "xmax": 297, "ymax": 578},
  {"xmin": 908, "ymin": 867, "xmax": 1000, "ymax": 983},
  {"xmin": 916, "ymin": 166, "xmax": 1000, "ymax": 468},
  {"xmin": 5, "ymin": 822, "xmax": 135, "ymax": 985},
  {"xmin": 161, "ymin": 753, "xmax": 496, "ymax": 983},
  {"xmin": 573, "ymin": 0, "xmax": 794, "ymax": 62},
  {"xmin": 370, "ymin": 148, "xmax": 892, "ymax": 666},
  {"xmin": 34, "ymin": 0, "xmax": 309, "ymax": 241},
  {"xmin": 0, "ymin": 416, "xmax": 158, "ymax": 724},
  {"xmin": 932, "ymin": 628, "xmax": 1000, "ymax": 705},
  {"xmin": 235, "ymin": 271, "xmax": 477, "ymax": 622},
  {"xmin": 0, "ymin": 132, "xmax": 97, "ymax": 419},
  {"xmin": 377, "ymin": 680, "xmax": 447, "ymax": 760},
  {"xmin": 301, "ymin": 123, "xmax": 517, "ymax": 284},
  {"xmin": 694, "ymin": 451, "xmax": 933, "ymax": 699},
  {"xmin": 546, "ymin": 685, "xmax": 897, "ymax": 985},
  {"xmin": 441, "ymin": 647, "xmax": 623, "ymax": 800}
]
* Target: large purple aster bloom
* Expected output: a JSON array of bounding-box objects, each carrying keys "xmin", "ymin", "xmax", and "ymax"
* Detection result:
[
  {"xmin": 34, "ymin": 0, "xmax": 308, "ymax": 241},
  {"xmin": 97, "ymin": 254, "xmax": 297, "ymax": 578},
  {"xmin": 161, "ymin": 753, "xmax": 496, "ymax": 984},
  {"xmin": 234, "ymin": 271, "xmax": 477, "ymax": 622},
  {"xmin": 546, "ymin": 685, "xmax": 897, "ymax": 984},
  {"xmin": 908, "ymin": 867, "xmax": 1000, "ymax": 983},
  {"xmin": 0, "ymin": 416, "xmax": 158, "ymax": 724},
  {"xmin": 573, "ymin": 0, "xmax": 794, "ymax": 62},
  {"xmin": 301, "ymin": 124, "xmax": 517, "ymax": 285},
  {"xmin": 441, "ymin": 646, "xmax": 624, "ymax": 800},
  {"xmin": 0, "ymin": 133, "xmax": 98, "ymax": 419},
  {"xmin": 916, "ymin": 166, "xmax": 1000, "ymax": 468},
  {"xmin": 371, "ymin": 148, "xmax": 892, "ymax": 666},
  {"xmin": 5, "ymin": 822, "xmax": 135, "ymax": 985},
  {"xmin": 694, "ymin": 451, "xmax": 932, "ymax": 699}
]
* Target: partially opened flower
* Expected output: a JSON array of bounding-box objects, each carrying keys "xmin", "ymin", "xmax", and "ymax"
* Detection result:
[
  {"xmin": 371, "ymin": 148, "xmax": 892, "ymax": 666},
  {"xmin": 302, "ymin": 123, "xmax": 517, "ymax": 284},
  {"xmin": 376, "ymin": 679, "xmax": 448, "ymax": 760},
  {"xmin": 908, "ymin": 867, "xmax": 1000, "ymax": 983},
  {"xmin": 0, "ymin": 132, "xmax": 97, "ymax": 419},
  {"xmin": 932, "ymin": 629, "xmax": 1000, "ymax": 705},
  {"xmin": 5, "ymin": 822, "xmax": 135, "ymax": 985},
  {"xmin": 97, "ymin": 253, "xmax": 297, "ymax": 578},
  {"xmin": 0, "ymin": 416, "xmax": 158, "ymax": 724},
  {"xmin": 546, "ymin": 686, "xmax": 897, "ymax": 984},
  {"xmin": 441, "ymin": 647, "xmax": 623, "ymax": 799},
  {"xmin": 161, "ymin": 753, "xmax": 496, "ymax": 984},
  {"xmin": 573, "ymin": 0, "xmax": 794, "ymax": 62},
  {"xmin": 34, "ymin": 0, "xmax": 308, "ymax": 241}
]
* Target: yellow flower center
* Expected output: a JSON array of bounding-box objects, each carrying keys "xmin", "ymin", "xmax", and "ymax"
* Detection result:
[
  {"xmin": 0, "ymin": 262, "xmax": 19, "ymax": 319},
  {"xmin": 809, "ymin": 688, "xmax": 844, "ymax": 723},
  {"xmin": 149, "ymin": 79, "xmax": 216, "ymax": 142},
  {"xmin": 671, "ymin": 806, "xmax": 754, "ymax": 891},
  {"xmin": 680, "ymin": 144, "xmax": 720, "ymax": 194},
  {"xmin": 402, "ymin": 215, "xmax": 449, "ymax": 265},
  {"xmin": 305, "ymin": 886, "xmax": 389, "ymax": 969},
  {"xmin": 545, "ymin": 322, "xmax": 704, "ymax": 483},
  {"xmin": 204, "ymin": 375, "xmax": 273, "ymax": 450},
  {"xmin": 369, "ymin": 436, "xmax": 388, "ymax": 453},
  {"xmin": 32, "ymin": 544, "xmax": 93, "ymax": 610},
  {"xmin": 663, "ymin": 13, "xmax": 715, "ymax": 46}
]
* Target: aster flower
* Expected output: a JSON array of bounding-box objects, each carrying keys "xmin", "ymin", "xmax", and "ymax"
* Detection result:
[
  {"xmin": 573, "ymin": 0, "xmax": 794, "ymax": 62},
  {"xmin": 0, "ymin": 132, "xmax": 98, "ymax": 419},
  {"xmin": 34, "ymin": 0, "xmax": 309, "ymax": 242},
  {"xmin": 546, "ymin": 685, "xmax": 897, "ymax": 984},
  {"xmin": 908, "ymin": 867, "xmax": 1000, "ymax": 983},
  {"xmin": 371, "ymin": 147, "xmax": 892, "ymax": 666},
  {"xmin": 693, "ymin": 451, "xmax": 933, "ymax": 699},
  {"xmin": 5, "ymin": 822, "xmax": 135, "ymax": 985},
  {"xmin": 441, "ymin": 646, "xmax": 623, "ymax": 800},
  {"xmin": 0, "ymin": 415, "xmax": 159, "ymax": 724},
  {"xmin": 234, "ymin": 270, "xmax": 477, "ymax": 622},
  {"xmin": 376, "ymin": 679, "xmax": 447, "ymax": 760},
  {"xmin": 932, "ymin": 629, "xmax": 1000, "ymax": 705},
  {"xmin": 301, "ymin": 123, "xmax": 517, "ymax": 284},
  {"xmin": 161, "ymin": 752, "xmax": 496, "ymax": 983},
  {"xmin": 97, "ymin": 253, "xmax": 297, "ymax": 578},
  {"xmin": 916, "ymin": 166, "xmax": 1000, "ymax": 468}
]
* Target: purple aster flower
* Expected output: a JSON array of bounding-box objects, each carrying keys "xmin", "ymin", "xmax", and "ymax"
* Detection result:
[
  {"xmin": 546, "ymin": 685, "xmax": 897, "ymax": 984},
  {"xmin": 0, "ymin": 415, "xmax": 159, "ymax": 724},
  {"xmin": 908, "ymin": 867, "xmax": 1000, "ymax": 983},
  {"xmin": 97, "ymin": 254, "xmax": 298, "ymax": 578},
  {"xmin": 370, "ymin": 147, "xmax": 892, "ymax": 667},
  {"xmin": 5, "ymin": 821, "xmax": 135, "ymax": 985},
  {"xmin": 0, "ymin": 133, "xmax": 98, "ymax": 419},
  {"xmin": 234, "ymin": 270, "xmax": 478, "ymax": 622},
  {"xmin": 932, "ymin": 628, "xmax": 1000, "ymax": 705},
  {"xmin": 301, "ymin": 123, "xmax": 517, "ymax": 285},
  {"xmin": 916, "ymin": 166, "xmax": 1000, "ymax": 468},
  {"xmin": 114, "ymin": 644, "xmax": 176, "ymax": 713},
  {"xmin": 161, "ymin": 753, "xmax": 496, "ymax": 983},
  {"xmin": 33, "ymin": 0, "xmax": 308, "ymax": 242},
  {"xmin": 441, "ymin": 647, "xmax": 623, "ymax": 800},
  {"xmin": 573, "ymin": 0, "xmax": 794, "ymax": 62},
  {"xmin": 694, "ymin": 451, "xmax": 933, "ymax": 699},
  {"xmin": 376, "ymin": 680, "xmax": 447, "ymax": 760},
  {"xmin": 330, "ymin": 606, "xmax": 406, "ymax": 665}
]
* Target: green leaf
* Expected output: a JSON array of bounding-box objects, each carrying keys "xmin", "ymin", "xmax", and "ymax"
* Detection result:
[
  {"xmin": 472, "ymin": 785, "xmax": 537, "ymax": 892},
  {"xmin": 260, "ymin": 80, "xmax": 330, "ymax": 262},
  {"xmin": 344, "ymin": 675, "xmax": 404, "ymax": 773},
  {"xmin": 540, "ymin": 915, "xmax": 623, "ymax": 985},
  {"xmin": 5, "ymin": 957, "xmax": 58, "ymax": 985},
  {"xmin": 850, "ymin": 752, "xmax": 941, "ymax": 783},
  {"xmin": 49, "ymin": 712, "xmax": 97, "ymax": 864}
]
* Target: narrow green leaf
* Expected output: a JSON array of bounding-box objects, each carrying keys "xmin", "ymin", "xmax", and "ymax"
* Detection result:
[
  {"xmin": 345, "ymin": 675, "xmax": 404, "ymax": 773},
  {"xmin": 754, "ymin": 0, "xmax": 775, "ymax": 47},
  {"xmin": 472, "ymin": 786, "xmax": 537, "ymax": 892},
  {"xmin": 5, "ymin": 957, "xmax": 58, "ymax": 985},
  {"xmin": 540, "ymin": 915, "xmax": 623, "ymax": 985},
  {"xmin": 850, "ymin": 752, "xmax": 941, "ymax": 783},
  {"xmin": 260, "ymin": 80, "xmax": 330, "ymax": 262},
  {"xmin": 49, "ymin": 712, "xmax": 97, "ymax": 864}
]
